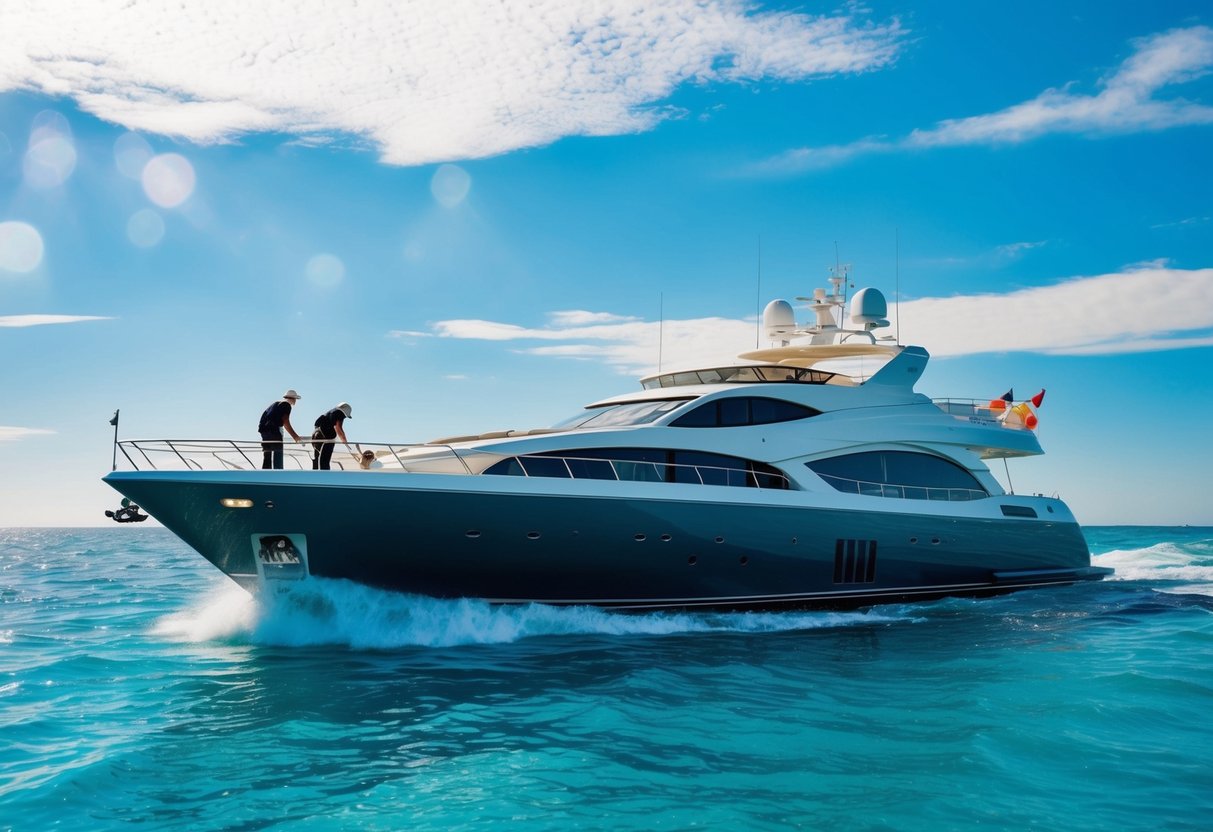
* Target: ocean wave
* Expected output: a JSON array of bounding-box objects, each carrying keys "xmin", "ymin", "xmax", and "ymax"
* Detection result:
[
  {"xmin": 1095, "ymin": 540, "xmax": 1213, "ymax": 595},
  {"xmin": 150, "ymin": 578, "xmax": 907, "ymax": 649}
]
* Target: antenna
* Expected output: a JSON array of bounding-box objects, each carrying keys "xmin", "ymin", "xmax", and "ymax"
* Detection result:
[
  {"xmin": 755, "ymin": 235, "xmax": 762, "ymax": 349},
  {"xmin": 658, "ymin": 292, "xmax": 664, "ymax": 373},
  {"xmin": 895, "ymin": 227, "xmax": 901, "ymax": 346}
]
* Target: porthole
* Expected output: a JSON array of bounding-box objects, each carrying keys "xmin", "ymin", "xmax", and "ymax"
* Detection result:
[
  {"xmin": 909, "ymin": 536, "xmax": 918, "ymax": 544},
  {"xmin": 264, "ymin": 500, "xmax": 275, "ymax": 509},
  {"xmin": 931, "ymin": 537, "xmax": 941, "ymax": 545},
  {"xmin": 688, "ymin": 555, "xmax": 698, "ymax": 566},
  {"xmin": 634, "ymin": 533, "xmax": 647, "ymax": 542},
  {"xmin": 739, "ymin": 556, "xmax": 749, "ymax": 566},
  {"xmin": 527, "ymin": 532, "xmax": 541, "ymax": 540},
  {"xmin": 714, "ymin": 536, "xmax": 724, "ymax": 544},
  {"xmin": 466, "ymin": 530, "xmax": 481, "ymax": 539},
  {"xmin": 660, "ymin": 533, "xmax": 672, "ymax": 542}
]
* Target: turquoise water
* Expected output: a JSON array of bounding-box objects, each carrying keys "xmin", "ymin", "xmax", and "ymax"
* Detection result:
[{"xmin": 2, "ymin": 527, "xmax": 1211, "ymax": 830}]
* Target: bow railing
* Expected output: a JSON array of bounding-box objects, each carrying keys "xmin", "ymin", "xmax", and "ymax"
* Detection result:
[{"xmin": 113, "ymin": 439, "xmax": 474, "ymax": 474}]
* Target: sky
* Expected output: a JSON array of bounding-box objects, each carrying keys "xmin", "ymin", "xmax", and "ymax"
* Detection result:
[{"xmin": 1, "ymin": 0, "xmax": 1211, "ymax": 527}]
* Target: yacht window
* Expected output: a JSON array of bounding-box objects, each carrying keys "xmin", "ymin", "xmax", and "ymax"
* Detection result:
[
  {"xmin": 550, "ymin": 399, "xmax": 692, "ymax": 430},
  {"xmin": 641, "ymin": 365, "xmax": 836, "ymax": 389},
  {"xmin": 806, "ymin": 451, "xmax": 987, "ymax": 501},
  {"xmin": 719, "ymin": 398, "xmax": 749, "ymax": 427},
  {"xmin": 483, "ymin": 447, "xmax": 789, "ymax": 490},
  {"xmin": 517, "ymin": 456, "xmax": 571, "ymax": 478},
  {"xmin": 670, "ymin": 396, "xmax": 820, "ymax": 428}
]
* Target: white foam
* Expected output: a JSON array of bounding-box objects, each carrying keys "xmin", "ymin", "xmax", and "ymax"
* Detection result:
[
  {"xmin": 1094, "ymin": 542, "xmax": 1213, "ymax": 595},
  {"xmin": 154, "ymin": 577, "xmax": 902, "ymax": 649},
  {"xmin": 151, "ymin": 584, "xmax": 259, "ymax": 643}
]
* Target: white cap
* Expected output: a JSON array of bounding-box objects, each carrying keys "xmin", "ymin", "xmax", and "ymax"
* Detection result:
[
  {"xmin": 283, "ymin": 389, "xmax": 301, "ymax": 400},
  {"xmin": 337, "ymin": 402, "xmax": 352, "ymax": 419}
]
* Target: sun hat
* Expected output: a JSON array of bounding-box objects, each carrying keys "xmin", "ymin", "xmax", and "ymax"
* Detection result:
[
  {"xmin": 337, "ymin": 402, "xmax": 352, "ymax": 419},
  {"xmin": 283, "ymin": 389, "xmax": 301, "ymax": 400}
]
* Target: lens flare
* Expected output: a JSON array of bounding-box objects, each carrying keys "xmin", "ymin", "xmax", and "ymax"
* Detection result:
[
  {"xmin": 0, "ymin": 221, "xmax": 45, "ymax": 273},
  {"xmin": 126, "ymin": 209, "xmax": 165, "ymax": 248},
  {"xmin": 114, "ymin": 132, "xmax": 154, "ymax": 180},
  {"xmin": 141, "ymin": 153, "xmax": 196, "ymax": 207},
  {"xmin": 430, "ymin": 164, "xmax": 471, "ymax": 207},
  {"xmin": 305, "ymin": 253, "xmax": 345, "ymax": 287},
  {"xmin": 24, "ymin": 111, "xmax": 76, "ymax": 189}
]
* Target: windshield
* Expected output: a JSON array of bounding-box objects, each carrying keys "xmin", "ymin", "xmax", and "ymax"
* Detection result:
[{"xmin": 551, "ymin": 399, "xmax": 692, "ymax": 430}]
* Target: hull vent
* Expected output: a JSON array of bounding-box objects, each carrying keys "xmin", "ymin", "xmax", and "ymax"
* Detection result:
[{"xmin": 834, "ymin": 539, "xmax": 878, "ymax": 584}]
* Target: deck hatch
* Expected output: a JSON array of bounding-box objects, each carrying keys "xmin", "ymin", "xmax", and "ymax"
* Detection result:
[{"xmin": 833, "ymin": 539, "xmax": 877, "ymax": 584}]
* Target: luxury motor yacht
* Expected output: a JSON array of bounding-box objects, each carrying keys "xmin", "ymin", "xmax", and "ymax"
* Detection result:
[{"xmin": 103, "ymin": 275, "xmax": 1110, "ymax": 609}]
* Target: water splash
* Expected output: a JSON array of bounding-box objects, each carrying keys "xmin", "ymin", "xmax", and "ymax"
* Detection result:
[
  {"xmin": 152, "ymin": 577, "xmax": 905, "ymax": 649},
  {"xmin": 1096, "ymin": 536, "xmax": 1213, "ymax": 595}
]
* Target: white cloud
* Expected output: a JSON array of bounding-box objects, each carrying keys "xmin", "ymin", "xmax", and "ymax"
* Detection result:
[
  {"xmin": 549, "ymin": 310, "xmax": 640, "ymax": 326},
  {"xmin": 0, "ymin": 0, "xmax": 902, "ymax": 166},
  {"xmin": 425, "ymin": 265, "xmax": 1213, "ymax": 373},
  {"xmin": 432, "ymin": 310, "xmax": 753, "ymax": 375},
  {"xmin": 755, "ymin": 26, "xmax": 1213, "ymax": 174},
  {"xmin": 1151, "ymin": 215, "xmax": 1211, "ymax": 230},
  {"xmin": 0, "ymin": 426, "xmax": 55, "ymax": 441},
  {"xmin": 0, "ymin": 314, "xmax": 112, "ymax": 327},
  {"xmin": 995, "ymin": 241, "xmax": 1047, "ymax": 259},
  {"xmin": 892, "ymin": 264, "xmax": 1213, "ymax": 357}
]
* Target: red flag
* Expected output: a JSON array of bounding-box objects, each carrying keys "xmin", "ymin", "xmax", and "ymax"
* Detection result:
[{"xmin": 1031, "ymin": 389, "xmax": 1045, "ymax": 408}]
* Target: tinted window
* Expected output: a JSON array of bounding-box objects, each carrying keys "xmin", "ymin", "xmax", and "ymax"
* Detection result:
[
  {"xmin": 807, "ymin": 452, "xmax": 884, "ymax": 484},
  {"xmin": 550, "ymin": 399, "xmax": 690, "ymax": 429},
  {"xmin": 751, "ymin": 397, "xmax": 816, "ymax": 424},
  {"xmin": 518, "ymin": 456, "xmax": 570, "ymax": 478},
  {"xmin": 671, "ymin": 396, "xmax": 819, "ymax": 428},
  {"xmin": 882, "ymin": 452, "xmax": 984, "ymax": 490},
  {"xmin": 718, "ymin": 398, "xmax": 749, "ymax": 426},
  {"xmin": 807, "ymin": 451, "xmax": 986, "ymax": 499},
  {"xmin": 483, "ymin": 448, "xmax": 787, "ymax": 489},
  {"xmin": 667, "ymin": 403, "xmax": 716, "ymax": 428}
]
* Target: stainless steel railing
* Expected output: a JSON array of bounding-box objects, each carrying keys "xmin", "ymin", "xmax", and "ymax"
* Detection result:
[
  {"xmin": 502, "ymin": 454, "xmax": 791, "ymax": 489},
  {"xmin": 815, "ymin": 472, "xmax": 985, "ymax": 501},
  {"xmin": 114, "ymin": 439, "xmax": 472, "ymax": 474}
]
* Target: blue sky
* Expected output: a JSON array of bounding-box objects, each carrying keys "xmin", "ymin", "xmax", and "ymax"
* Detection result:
[{"xmin": 1, "ymin": 0, "xmax": 1211, "ymax": 526}]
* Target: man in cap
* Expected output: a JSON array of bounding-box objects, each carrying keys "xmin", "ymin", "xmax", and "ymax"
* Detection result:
[
  {"xmin": 311, "ymin": 402, "xmax": 353, "ymax": 470},
  {"xmin": 258, "ymin": 389, "xmax": 303, "ymax": 469}
]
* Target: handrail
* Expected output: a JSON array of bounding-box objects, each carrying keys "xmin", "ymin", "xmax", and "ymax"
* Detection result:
[
  {"xmin": 817, "ymin": 472, "xmax": 985, "ymax": 501},
  {"xmin": 509, "ymin": 453, "xmax": 791, "ymax": 490},
  {"xmin": 110, "ymin": 439, "xmax": 472, "ymax": 474}
]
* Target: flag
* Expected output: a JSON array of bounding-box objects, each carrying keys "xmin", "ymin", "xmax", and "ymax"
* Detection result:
[
  {"xmin": 1000, "ymin": 389, "xmax": 1014, "ymax": 403},
  {"xmin": 1031, "ymin": 389, "xmax": 1046, "ymax": 407},
  {"xmin": 109, "ymin": 410, "xmax": 119, "ymax": 427}
]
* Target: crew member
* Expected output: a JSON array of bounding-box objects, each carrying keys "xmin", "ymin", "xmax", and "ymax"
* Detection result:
[
  {"xmin": 258, "ymin": 389, "xmax": 302, "ymax": 469},
  {"xmin": 312, "ymin": 402, "xmax": 352, "ymax": 470}
]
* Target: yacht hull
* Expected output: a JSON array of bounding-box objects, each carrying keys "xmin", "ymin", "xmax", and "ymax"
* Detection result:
[{"xmin": 105, "ymin": 470, "xmax": 1109, "ymax": 610}]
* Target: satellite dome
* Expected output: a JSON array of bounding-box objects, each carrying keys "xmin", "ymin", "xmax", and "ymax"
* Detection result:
[
  {"xmin": 850, "ymin": 288, "xmax": 890, "ymax": 328},
  {"xmin": 762, "ymin": 300, "xmax": 796, "ymax": 340}
]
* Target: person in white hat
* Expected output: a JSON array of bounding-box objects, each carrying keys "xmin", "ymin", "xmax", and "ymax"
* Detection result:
[
  {"xmin": 311, "ymin": 401, "xmax": 353, "ymax": 470},
  {"xmin": 257, "ymin": 389, "xmax": 303, "ymax": 469}
]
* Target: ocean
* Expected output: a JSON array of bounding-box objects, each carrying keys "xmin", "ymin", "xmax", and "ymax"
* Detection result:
[{"xmin": 1, "ymin": 527, "xmax": 1210, "ymax": 831}]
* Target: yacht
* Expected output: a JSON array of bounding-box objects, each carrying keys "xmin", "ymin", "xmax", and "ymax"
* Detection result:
[{"xmin": 103, "ymin": 275, "xmax": 1110, "ymax": 609}]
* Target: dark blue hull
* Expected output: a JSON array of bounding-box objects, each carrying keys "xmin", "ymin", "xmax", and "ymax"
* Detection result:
[{"xmin": 104, "ymin": 470, "xmax": 1109, "ymax": 610}]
